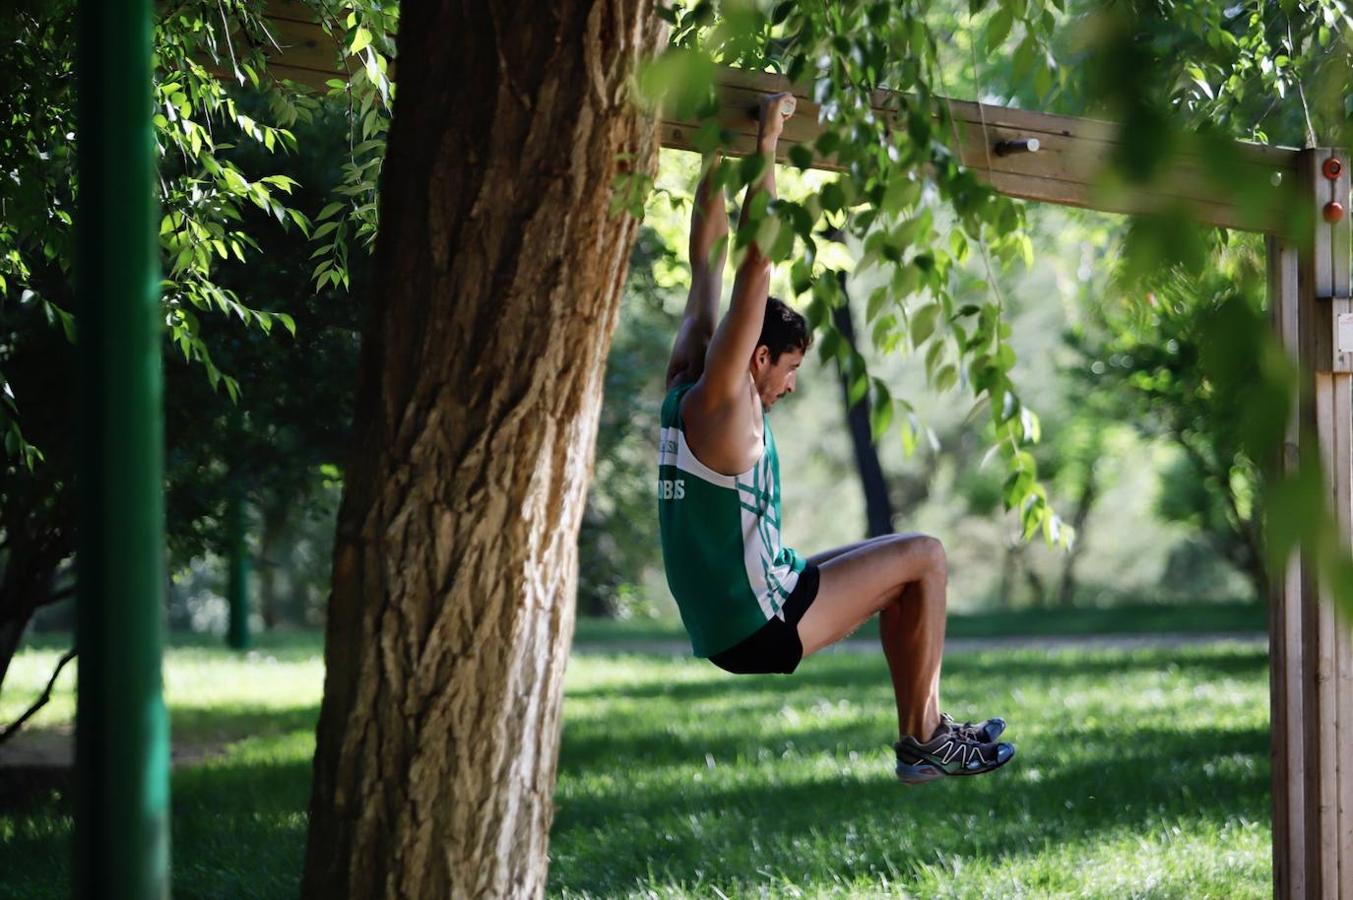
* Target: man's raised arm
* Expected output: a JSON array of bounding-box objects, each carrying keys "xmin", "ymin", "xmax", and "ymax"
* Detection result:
[
  {"xmin": 695, "ymin": 92, "xmax": 795, "ymax": 405},
  {"xmin": 665, "ymin": 154, "xmax": 729, "ymax": 390}
]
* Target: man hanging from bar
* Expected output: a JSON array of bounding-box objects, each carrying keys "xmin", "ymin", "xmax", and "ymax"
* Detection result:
[{"xmin": 657, "ymin": 92, "xmax": 1015, "ymax": 783}]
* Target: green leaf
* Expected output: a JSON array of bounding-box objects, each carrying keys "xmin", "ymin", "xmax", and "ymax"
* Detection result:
[
  {"xmin": 985, "ymin": 7, "xmax": 1014, "ymax": 52},
  {"xmin": 900, "ymin": 415, "xmax": 917, "ymax": 456},
  {"xmin": 881, "ymin": 176, "xmax": 921, "ymax": 215},
  {"xmin": 818, "ymin": 328, "xmax": 842, "ymax": 362},
  {"xmin": 1020, "ymin": 407, "xmax": 1041, "ymax": 442},
  {"xmin": 1033, "ymin": 59, "xmax": 1054, "ymax": 98},
  {"xmin": 815, "ymin": 130, "xmax": 840, "ymax": 157},
  {"xmin": 1011, "ymin": 35, "xmax": 1037, "ymax": 84},
  {"xmin": 870, "ymin": 386, "xmax": 894, "ymax": 441},
  {"xmin": 350, "ymin": 26, "xmax": 373, "ymax": 54},
  {"xmin": 1042, "ymin": 512, "xmax": 1061, "ymax": 545},
  {"xmin": 1021, "ymin": 497, "xmax": 1044, "ymax": 540},
  {"xmin": 637, "ymin": 49, "xmax": 715, "ymax": 119},
  {"xmin": 848, "ymin": 372, "xmax": 869, "ymax": 408},
  {"xmin": 820, "ymin": 181, "xmax": 846, "ymax": 213},
  {"xmin": 892, "ymin": 264, "xmax": 921, "ymax": 298},
  {"xmin": 911, "ymin": 302, "xmax": 940, "ymax": 347},
  {"xmin": 767, "ymin": 215, "xmax": 795, "ymax": 261},
  {"xmin": 738, "ymin": 153, "xmax": 768, "ymax": 191},
  {"xmin": 865, "ymin": 287, "xmax": 890, "ymax": 323},
  {"xmin": 221, "ymin": 167, "xmax": 249, "ymax": 193},
  {"xmin": 924, "ymin": 339, "xmax": 945, "ymax": 379}
]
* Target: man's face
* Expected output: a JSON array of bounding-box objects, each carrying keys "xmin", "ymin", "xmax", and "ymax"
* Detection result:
[{"xmin": 751, "ymin": 346, "xmax": 804, "ymax": 410}]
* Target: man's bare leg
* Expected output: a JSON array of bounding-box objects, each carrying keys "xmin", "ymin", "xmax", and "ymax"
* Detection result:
[
  {"xmin": 806, "ymin": 534, "xmax": 897, "ymax": 568},
  {"xmin": 797, "ymin": 534, "xmax": 947, "ymax": 740},
  {"xmin": 879, "ymin": 574, "xmax": 946, "ymax": 741}
]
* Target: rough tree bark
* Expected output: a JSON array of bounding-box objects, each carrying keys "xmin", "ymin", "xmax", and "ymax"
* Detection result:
[{"xmin": 301, "ymin": 2, "xmax": 665, "ymax": 897}]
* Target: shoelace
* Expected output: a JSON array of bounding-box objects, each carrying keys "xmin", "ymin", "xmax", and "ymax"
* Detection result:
[{"xmin": 938, "ymin": 713, "xmax": 987, "ymax": 742}]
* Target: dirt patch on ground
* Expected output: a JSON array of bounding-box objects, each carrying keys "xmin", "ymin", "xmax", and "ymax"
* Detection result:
[
  {"xmin": 0, "ymin": 725, "xmax": 232, "ymax": 772},
  {"xmin": 0, "ymin": 727, "xmax": 241, "ymax": 811}
]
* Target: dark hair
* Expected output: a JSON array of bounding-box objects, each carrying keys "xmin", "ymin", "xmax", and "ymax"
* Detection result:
[{"xmin": 758, "ymin": 296, "xmax": 812, "ymax": 362}]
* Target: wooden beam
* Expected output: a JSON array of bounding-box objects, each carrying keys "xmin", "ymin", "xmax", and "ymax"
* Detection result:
[
  {"xmin": 661, "ymin": 66, "xmax": 1301, "ymax": 233},
  {"xmin": 245, "ymin": 37, "xmax": 1298, "ymax": 230},
  {"xmin": 256, "ymin": 11, "xmax": 352, "ymax": 90},
  {"xmin": 203, "ymin": 2, "xmax": 356, "ymax": 92}
]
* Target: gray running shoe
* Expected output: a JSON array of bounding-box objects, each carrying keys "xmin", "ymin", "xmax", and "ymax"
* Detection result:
[{"xmin": 894, "ymin": 723, "xmax": 1015, "ymax": 784}]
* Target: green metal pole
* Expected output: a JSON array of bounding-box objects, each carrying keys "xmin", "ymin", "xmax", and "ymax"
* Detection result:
[
  {"xmin": 75, "ymin": 0, "xmax": 170, "ymax": 897},
  {"xmin": 227, "ymin": 472, "xmax": 251, "ymax": 650}
]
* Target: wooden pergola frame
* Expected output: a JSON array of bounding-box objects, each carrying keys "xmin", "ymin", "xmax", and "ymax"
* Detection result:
[{"xmin": 257, "ymin": 14, "xmax": 1351, "ymax": 893}]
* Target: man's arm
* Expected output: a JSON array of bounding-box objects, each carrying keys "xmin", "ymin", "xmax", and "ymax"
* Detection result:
[
  {"xmin": 691, "ymin": 92, "xmax": 795, "ymax": 405},
  {"xmin": 665, "ymin": 154, "xmax": 728, "ymax": 390}
]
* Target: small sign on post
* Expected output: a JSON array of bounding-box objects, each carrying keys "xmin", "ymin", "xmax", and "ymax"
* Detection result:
[{"xmin": 1339, "ymin": 313, "xmax": 1353, "ymax": 353}]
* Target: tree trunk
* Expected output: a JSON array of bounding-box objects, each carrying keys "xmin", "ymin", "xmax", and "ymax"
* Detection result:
[
  {"xmin": 1056, "ymin": 464, "xmax": 1098, "ymax": 607},
  {"xmin": 301, "ymin": 3, "xmax": 665, "ymax": 898},
  {"xmin": 1025, "ymin": 561, "xmax": 1048, "ymax": 607},
  {"xmin": 0, "ymin": 544, "xmax": 65, "ymax": 702},
  {"xmin": 0, "ymin": 608, "xmax": 31, "ymax": 700},
  {"xmin": 832, "ymin": 273, "xmax": 895, "ymax": 539},
  {"xmin": 257, "ymin": 500, "xmax": 291, "ymax": 630},
  {"xmin": 998, "ymin": 535, "xmax": 1026, "ymax": 609}
]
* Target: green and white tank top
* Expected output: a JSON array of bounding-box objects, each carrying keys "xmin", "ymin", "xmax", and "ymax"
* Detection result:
[{"xmin": 657, "ymin": 382, "xmax": 806, "ymax": 657}]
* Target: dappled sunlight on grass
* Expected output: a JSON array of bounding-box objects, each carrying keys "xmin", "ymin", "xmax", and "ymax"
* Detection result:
[
  {"xmin": 550, "ymin": 646, "xmax": 1271, "ymax": 897},
  {"xmin": 1, "ymin": 637, "xmax": 1269, "ymax": 897}
]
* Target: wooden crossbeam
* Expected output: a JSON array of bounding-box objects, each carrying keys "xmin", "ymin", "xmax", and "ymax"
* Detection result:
[
  {"xmin": 260, "ymin": 3, "xmax": 352, "ymax": 90},
  {"xmin": 234, "ymin": 19, "xmax": 1299, "ymax": 234},
  {"xmin": 241, "ymin": 22, "xmax": 1298, "ymax": 233},
  {"xmin": 662, "ymin": 66, "xmax": 1301, "ymax": 234}
]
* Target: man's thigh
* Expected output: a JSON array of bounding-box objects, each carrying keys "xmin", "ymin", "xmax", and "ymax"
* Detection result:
[
  {"xmin": 806, "ymin": 534, "xmax": 893, "ymax": 567},
  {"xmin": 797, "ymin": 533, "xmax": 941, "ymax": 658}
]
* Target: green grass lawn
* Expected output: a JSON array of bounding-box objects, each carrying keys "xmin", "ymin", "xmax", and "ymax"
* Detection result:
[{"xmin": 0, "ymin": 634, "xmax": 1272, "ymax": 898}]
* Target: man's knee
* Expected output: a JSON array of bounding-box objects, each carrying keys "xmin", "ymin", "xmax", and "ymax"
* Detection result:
[{"xmin": 899, "ymin": 534, "xmax": 946, "ymax": 578}]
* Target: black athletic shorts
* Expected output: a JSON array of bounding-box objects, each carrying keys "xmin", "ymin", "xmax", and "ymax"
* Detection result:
[{"xmin": 708, "ymin": 563, "xmax": 821, "ymax": 676}]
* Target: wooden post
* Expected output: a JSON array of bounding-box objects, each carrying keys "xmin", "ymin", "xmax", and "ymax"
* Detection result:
[
  {"xmin": 1271, "ymin": 147, "xmax": 1353, "ymax": 898},
  {"xmin": 1269, "ymin": 230, "xmax": 1304, "ymax": 899}
]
